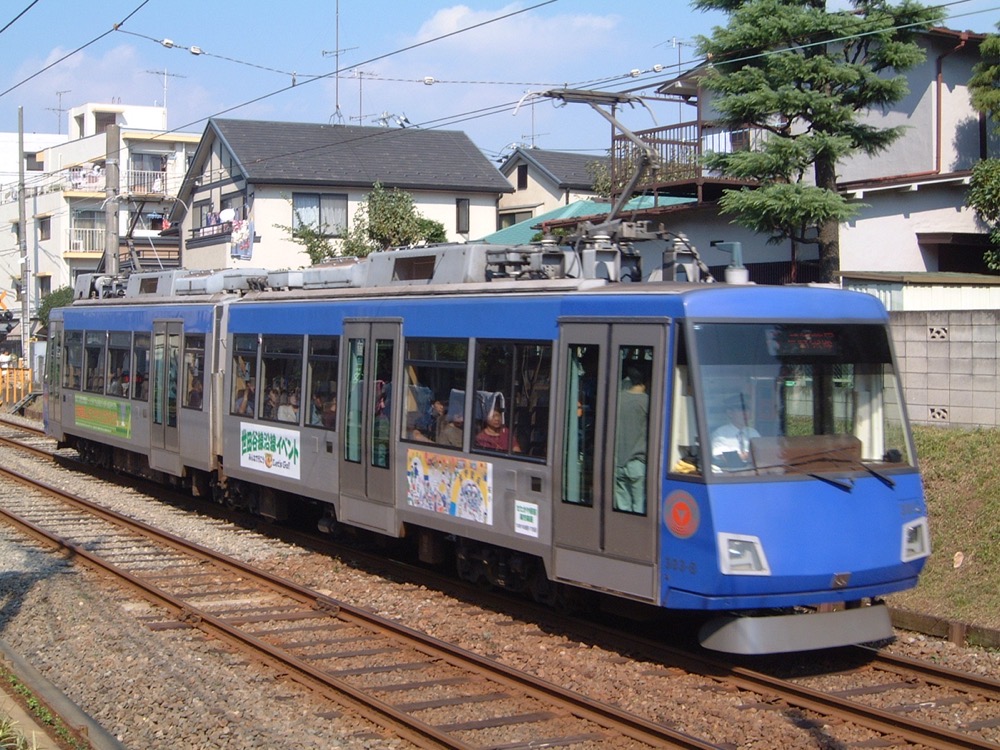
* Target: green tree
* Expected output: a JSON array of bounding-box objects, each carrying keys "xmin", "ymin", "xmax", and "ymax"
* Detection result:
[
  {"xmin": 342, "ymin": 182, "xmax": 440, "ymax": 257},
  {"xmin": 694, "ymin": 0, "xmax": 938, "ymax": 282},
  {"xmin": 36, "ymin": 286, "xmax": 74, "ymax": 330},
  {"xmin": 967, "ymin": 22, "xmax": 1000, "ymax": 271},
  {"xmin": 274, "ymin": 205, "xmax": 336, "ymax": 265}
]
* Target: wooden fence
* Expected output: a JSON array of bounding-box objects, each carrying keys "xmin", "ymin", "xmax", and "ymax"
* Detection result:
[{"xmin": 0, "ymin": 367, "xmax": 33, "ymax": 409}]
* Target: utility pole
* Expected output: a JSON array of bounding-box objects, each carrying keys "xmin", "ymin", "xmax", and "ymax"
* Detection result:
[
  {"xmin": 104, "ymin": 124, "xmax": 120, "ymax": 276},
  {"xmin": 17, "ymin": 108, "xmax": 28, "ymax": 368}
]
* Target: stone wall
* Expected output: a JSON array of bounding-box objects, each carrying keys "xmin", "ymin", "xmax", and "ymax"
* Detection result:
[{"xmin": 890, "ymin": 310, "xmax": 1000, "ymax": 429}]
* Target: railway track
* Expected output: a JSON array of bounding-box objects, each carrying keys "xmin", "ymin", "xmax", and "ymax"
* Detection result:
[
  {"xmin": 0, "ymin": 420, "xmax": 998, "ymax": 748},
  {"xmin": 0, "ymin": 458, "xmax": 716, "ymax": 750}
]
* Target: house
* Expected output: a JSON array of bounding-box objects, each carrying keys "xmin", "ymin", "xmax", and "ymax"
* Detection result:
[
  {"xmin": 563, "ymin": 27, "xmax": 999, "ymax": 288},
  {"xmin": 171, "ymin": 119, "xmax": 513, "ymax": 271},
  {"xmin": 497, "ymin": 147, "xmax": 608, "ymax": 229},
  {"xmin": 0, "ymin": 101, "xmax": 199, "ymax": 319}
]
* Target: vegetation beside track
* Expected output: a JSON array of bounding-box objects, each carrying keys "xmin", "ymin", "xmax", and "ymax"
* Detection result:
[{"xmin": 887, "ymin": 425, "xmax": 1000, "ymax": 633}]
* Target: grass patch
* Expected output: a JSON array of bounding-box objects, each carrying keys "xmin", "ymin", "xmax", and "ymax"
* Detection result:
[
  {"xmin": 0, "ymin": 667, "xmax": 90, "ymax": 750},
  {"xmin": 886, "ymin": 425, "xmax": 1000, "ymax": 630}
]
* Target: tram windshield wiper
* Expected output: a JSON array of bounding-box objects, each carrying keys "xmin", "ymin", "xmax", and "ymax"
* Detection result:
[{"xmin": 805, "ymin": 471, "xmax": 855, "ymax": 491}]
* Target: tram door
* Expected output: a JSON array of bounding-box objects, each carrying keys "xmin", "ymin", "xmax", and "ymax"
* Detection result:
[
  {"xmin": 338, "ymin": 321, "xmax": 400, "ymax": 529},
  {"xmin": 150, "ymin": 320, "xmax": 181, "ymax": 470},
  {"xmin": 47, "ymin": 322, "xmax": 63, "ymax": 427},
  {"xmin": 552, "ymin": 321, "xmax": 665, "ymax": 601}
]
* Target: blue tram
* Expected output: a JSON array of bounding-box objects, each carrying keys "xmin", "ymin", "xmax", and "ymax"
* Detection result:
[{"xmin": 44, "ymin": 239, "xmax": 930, "ymax": 653}]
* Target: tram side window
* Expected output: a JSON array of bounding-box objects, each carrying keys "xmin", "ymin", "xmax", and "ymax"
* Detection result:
[
  {"xmin": 231, "ymin": 334, "xmax": 259, "ymax": 416},
  {"xmin": 612, "ymin": 346, "xmax": 653, "ymax": 515},
  {"xmin": 473, "ymin": 341, "xmax": 551, "ymax": 460},
  {"xmin": 63, "ymin": 331, "xmax": 82, "ymax": 390},
  {"xmin": 105, "ymin": 332, "xmax": 131, "ymax": 398},
  {"xmin": 260, "ymin": 335, "xmax": 303, "ymax": 424},
  {"xmin": 48, "ymin": 329, "xmax": 63, "ymax": 395},
  {"xmin": 132, "ymin": 333, "xmax": 150, "ymax": 400},
  {"xmin": 183, "ymin": 334, "xmax": 206, "ymax": 410},
  {"xmin": 306, "ymin": 335, "xmax": 339, "ymax": 429},
  {"xmin": 83, "ymin": 331, "xmax": 107, "ymax": 393},
  {"xmin": 562, "ymin": 342, "xmax": 599, "ymax": 506},
  {"xmin": 668, "ymin": 328, "xmax": 701, "ymax": 477},
  {"xmin": 402, "ymin": 338, "xmax": 468, "ymax": 448}
]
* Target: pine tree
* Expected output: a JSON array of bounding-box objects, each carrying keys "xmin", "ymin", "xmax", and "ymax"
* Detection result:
[{"xmin": 694, "ymin": 0, "xmax": 938, "ymax": 281}]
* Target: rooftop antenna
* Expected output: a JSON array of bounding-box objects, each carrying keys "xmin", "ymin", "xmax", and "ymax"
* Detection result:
[
  {"xmin": 321, "ymin": 0, "xmax": 358, "ymax": 124},
  {"xmin": 145, "ymin": 69, "xmax": 186, "ymax": 110},
  {"xmin": 46, "ymin": 89, "xmax": 71, "ymax": 134}
]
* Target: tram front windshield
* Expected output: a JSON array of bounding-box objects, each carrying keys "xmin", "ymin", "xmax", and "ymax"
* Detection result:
[{"xmin": 691, "ymin": 322, "xmax": 913, "ymax": 477}]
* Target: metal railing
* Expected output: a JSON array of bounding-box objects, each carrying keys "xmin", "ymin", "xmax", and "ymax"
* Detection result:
[
  {"xmin": 0, "ymin": 367, "xmax": 32, "ymax": 408},
  {"xmin": 69, "ymin": 227, "xmax": 105, "ymax": 254},
  {"xmin": 612, "ymin": 119, "xmax": 768, "ymax": 190},
  {"xmin": 125, "ymin": 169, "xmax": 168, "ymax": 194}
]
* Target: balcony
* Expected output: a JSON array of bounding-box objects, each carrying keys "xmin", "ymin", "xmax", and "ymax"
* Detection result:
[
  {"xmin": 68, "ymin": 227, "xmax": 105, "ymax": 254},
  {"xmin": 125, "ymin": 169, "xmax": 168, "ymax": 195},
  {"xmin": 611, "ymin": 119, "xmax": 765, "ymax": 204}
]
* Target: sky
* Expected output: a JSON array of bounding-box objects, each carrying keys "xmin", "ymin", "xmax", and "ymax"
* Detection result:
[{"xmin": 1, "ymin": 0, "xmax": 998, "ymax": 162}]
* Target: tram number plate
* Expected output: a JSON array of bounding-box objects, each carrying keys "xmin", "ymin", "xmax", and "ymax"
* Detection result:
[{"xmin": 665, "ymin": 557, "xmax": 696, "ymax": 574}]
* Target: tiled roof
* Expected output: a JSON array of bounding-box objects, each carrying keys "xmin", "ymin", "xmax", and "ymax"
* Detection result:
[
  {"xmin": 500, "ymin": 147, "xmax": 608, "ymax": 190},
  {"xmin": 211, "ymin": 119, "xmax": 512, "ymax": 193}
]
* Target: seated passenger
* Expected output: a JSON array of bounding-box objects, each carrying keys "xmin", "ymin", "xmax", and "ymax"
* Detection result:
[
  {"xmin": 277, "ymin": 392, "xmax": 299, "ymax": 422},
  {"xmin": 412, "ymin": 395, "xmax": 446, "ymax": 442},
  {"xmin": 321, "ymin": 397, "xmax": 337, "ymax": 428},
  {"xmin": 474, "ymin": 407, "xmax": 521, "ymax": 453},
  {"xmin": 187, "ymin": 377, "xmax": 204, "ymax": 408}
]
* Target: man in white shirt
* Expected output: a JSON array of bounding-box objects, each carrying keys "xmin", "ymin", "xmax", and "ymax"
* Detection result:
[{"xmin": 711, "ymin": 395, "xmax": 760, "ymax": 469}]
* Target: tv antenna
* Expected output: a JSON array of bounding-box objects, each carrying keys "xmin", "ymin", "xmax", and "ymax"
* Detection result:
[
  {"xmin": 145, "ymin": 69, "xmax": 186, "ymax": 110},
  {"xmin": 321, "ymin": 0, "xmax": 358, "ymax": 124},
  {"xmin": 45, "ymin": 89, "xmax": 72, "ymax": 134}
]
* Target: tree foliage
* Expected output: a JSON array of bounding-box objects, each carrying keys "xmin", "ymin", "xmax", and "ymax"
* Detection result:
[
  {"xmin": 968, "ymin": 158, "xmax": 1000, "ymax": 271},
  {"xmin": 969, "ymin": 22, "xmax": 1000, "ymax": 131},
  {"xmin": 36, "ymin": 286, "xmax": 74, "ymax": 330},
  {"xmin": 342, "ymin": 182, "xmax": 439, "ymax": 257},
  {"xmin": 967, "ymin": 22, "xmax": 1000, "ymax": 271},
  {"xmin": 694, "ymin": 0, "xmax": 937, "ymax": 281}
]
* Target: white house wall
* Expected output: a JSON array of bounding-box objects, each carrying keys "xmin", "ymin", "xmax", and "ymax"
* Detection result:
[
  {"xmin": 184, "ymin": 185, "xmax": 499, "ymax": 272},
  {"xmin": 840, "ymin": 184, "xmax": 979, "ymax": 273},
  {"xmin": 838, "ymin": 35, "xmax": 981, "ymax": 182}
]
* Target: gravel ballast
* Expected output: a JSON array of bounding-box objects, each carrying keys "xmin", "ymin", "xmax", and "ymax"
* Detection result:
[{"xmin": 0, "ymin": 426, "xmax": 997, "ymax": 749}]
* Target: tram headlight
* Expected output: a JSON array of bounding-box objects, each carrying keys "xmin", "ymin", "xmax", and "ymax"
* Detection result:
[
  {"xmin": 718, "ymin": 533, "xmax": 771, "ymax": 576},
  {"xmin": 901, "ymin": 517, "xmax": 931, "ymax": 562}
]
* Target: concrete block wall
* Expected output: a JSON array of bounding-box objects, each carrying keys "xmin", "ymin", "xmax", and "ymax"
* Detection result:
[{"xmin": 890, "ymin": 310, "xmax": 999, "ymax": 429}]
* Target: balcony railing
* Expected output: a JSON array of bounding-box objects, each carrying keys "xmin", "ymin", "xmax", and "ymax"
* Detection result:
[
  {"xmin": 125, "ymin": 169, "xmax": 168, "ymax": 194},
  {"xmin": 612, "ymin": 119, "xmax": 767, "ymax": 195},
  {"xmin": 190, "ymin": 221, "xmax": 234, "ymax": 239},
  {"xmin": 69, "ymin": 227, "xmax": 105, "ymax": 254}
]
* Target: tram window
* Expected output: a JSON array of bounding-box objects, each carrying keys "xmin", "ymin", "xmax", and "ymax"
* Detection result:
[
  {"xmin": 371, "ymin": 339, "xmax": 394, "ymax": 469},
  {"xmin": 669, "ymin": 328, "xmax": 701, "ymax": 477},
  {"xmin": 48, "ymin": 328, "xmax": 63, "ymax": 396},
  {"xmin": 132, "ymin": 333, "xmax": 150, "ymax": 400},
  {"xmin": 306, "ymin": 335, "xmax": 339, "ymax": 429},
  {"xmin": 260, "ymin": 335, "xmax": 303, "ymax": 424},
  {"xmin": 562, "ymin": 343, "xmax": 599, "ymax": 506},
  {"xmin": 344, "ymin": 338, "xmax": 365, "ymax": 463},
  {"xmin": 402, "ymin": 338, "xmax": 468, "ymax": 448},
  {"xmin": 63, "ymin": 331, "xmax": 82, "ymax": 390},
  {"xmin": 105, "ymin": 332, "xmax": 131, "ymax": 398},
  {"xmin": 473, "ymin": 340, "xmax": 551, "ymax": 460},
  {"xmin": 183, "ymin": 334, "xmax": 205, "ymax": 410},
  {"xmin": 231, "ymin": 334, "xmax": 259, "ymax": 416},
  {"xmin": 83, "ymin": 331, "xmax": 107, "ymax": 394},
  {"xmin": 613, "ymin": 346, "xmax": 652, "ymax": 515}
]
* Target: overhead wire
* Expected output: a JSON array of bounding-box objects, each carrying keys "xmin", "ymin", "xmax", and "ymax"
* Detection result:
[
  {"xmin": 0, "ymin": 0, "xmax": 41, "ymax": 37},
  {"xmin": 0, "ymin": 0, "xmax": 151, "ymax": 100}
]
